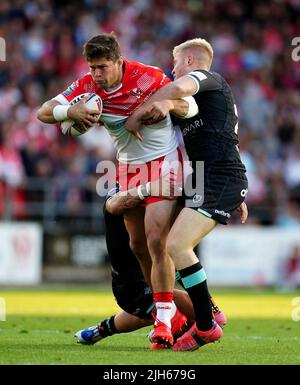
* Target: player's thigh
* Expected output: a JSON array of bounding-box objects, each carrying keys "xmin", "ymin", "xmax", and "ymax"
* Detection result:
[
  {"xmin": 168, "ymin": 207, "xmax": 217, "ymax": 251},
  {"xmin": 173, "ymin": 202, "xmax": 183, "ymax": 225},
  {"xmin": 144, "ymin": 199, "xmax": 178, "ymax": 241},
  {"xmin": 123, "ymin": 206, "xmax": 146, "ymax": 246}
]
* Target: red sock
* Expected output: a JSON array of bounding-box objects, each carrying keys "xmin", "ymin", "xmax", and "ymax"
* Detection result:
[{"xmin": 153, "ymin": 292, "xmax": 173, "ymax": 303}]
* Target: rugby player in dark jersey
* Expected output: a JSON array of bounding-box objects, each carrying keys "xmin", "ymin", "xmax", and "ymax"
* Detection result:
[
  {"xmin": 75, "ymin": 184, "xmax": 227, "ymax": 347},
  {"xmin": 125, "ymin": 38, "xmax": 248, "ymax": 351}
]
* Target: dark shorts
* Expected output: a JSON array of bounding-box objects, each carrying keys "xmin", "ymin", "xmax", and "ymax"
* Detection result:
[
  {"xmin": 182, "ymin": 169, "xmax": 248, "ymax": 225},
  {"xmin": 112, "ymin": 274, "xmax": 154, "ymax": 319}
]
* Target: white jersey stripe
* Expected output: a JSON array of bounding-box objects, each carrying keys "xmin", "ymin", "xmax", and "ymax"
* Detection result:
[
  {"xmin": 186, "ymin": 71, "xmax": 208, "ymax": 95},
  {"xmin": 53, "ymin": 94, "xmax": 69, "ymax": 105}
]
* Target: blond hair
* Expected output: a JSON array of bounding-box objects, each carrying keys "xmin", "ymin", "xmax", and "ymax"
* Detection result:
[{"xmin": 173, "ymin": 38, "xmax": 214, "ymax": 67}]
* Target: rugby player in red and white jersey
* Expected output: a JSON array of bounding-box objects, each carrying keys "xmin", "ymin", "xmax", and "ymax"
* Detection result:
[{"xmin": 37, "ymin": 34, "xmax": 198, "ymax": 347}]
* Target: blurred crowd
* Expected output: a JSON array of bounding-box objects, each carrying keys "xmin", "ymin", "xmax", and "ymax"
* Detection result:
[{"xmin": 0, "ymin": 0, "xmax": 300, "ymax": 227}]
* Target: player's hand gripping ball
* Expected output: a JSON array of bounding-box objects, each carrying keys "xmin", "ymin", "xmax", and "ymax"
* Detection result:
[{"xmin": 61, "ymin": 93, "xmax": 102, "ymax": 137}]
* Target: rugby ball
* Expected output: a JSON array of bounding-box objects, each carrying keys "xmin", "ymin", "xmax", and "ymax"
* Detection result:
[{"xmin": 61, "ymin": 93, "xmax": 103, "ymax": 137}]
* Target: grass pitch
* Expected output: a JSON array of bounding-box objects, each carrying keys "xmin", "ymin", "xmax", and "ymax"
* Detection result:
[{"xmin": 0, "ymin": 285, "xmax": 299, "ymax": 365}]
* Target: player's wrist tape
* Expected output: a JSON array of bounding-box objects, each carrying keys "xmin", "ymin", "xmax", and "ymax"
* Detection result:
[
  {"xmin": 137, "ymin": 182, "xmax": 151, "ymax": 200},
  {"xmin": 141, "ymin": 182, "xmax": 150, "ymax": 197},
  {"xmin": 137, "ymin": 185, "xmax": 145, "ymax": 200},
  {"xmin": 53, "ymin": 105, "xmax": 70, "ymax": 121},
  {"xmin": 181, "ymin": 96, "xmax": 199, "ymax": 118}
]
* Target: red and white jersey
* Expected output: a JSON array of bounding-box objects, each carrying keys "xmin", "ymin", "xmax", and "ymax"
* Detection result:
[{"xmin": 53, "ymin": 60, "xmax": 178, "ymax": 163}]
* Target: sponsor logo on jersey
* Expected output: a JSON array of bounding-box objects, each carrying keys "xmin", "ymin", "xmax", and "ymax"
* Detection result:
[
  {"xmin": 182, "ymin": 119, "xmax": 203, "ymax": 136},
  {"xmin": 214, "ymin": 209, "xmax": 231, "ymax": 218},
  {"xmin": 63, "ymin": 85, "xmax": 75, "ymax": 97},
  {"xmin": 130, "ymin": 87, "xmax": 142, "ymax": 98},
  {"xmin": 156, "ymin": 306, "xmax": 172, "ymax": 310}
]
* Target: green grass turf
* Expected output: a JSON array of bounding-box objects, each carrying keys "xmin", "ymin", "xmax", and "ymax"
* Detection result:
[{"xmin": 0, "ymin": 286, "xmax": 300, "ymax": 365}]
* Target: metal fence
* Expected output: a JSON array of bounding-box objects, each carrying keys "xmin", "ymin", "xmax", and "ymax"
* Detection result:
[{"xmin": 1, "ymin": 177, "xmax": 106, "ymax": 234}]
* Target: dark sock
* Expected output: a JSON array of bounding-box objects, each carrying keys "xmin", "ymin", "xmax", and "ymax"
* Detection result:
[
  {"xmin": 179, "ymin": 262, "xmax": 213, "ymax": 331},
  {"xmin": 176, "ymin": 271, "xmax": 219, "ymax": 315},
  {"xmin": 210, "ymin": 296, "xmax": 220, "ymax": 314},
  {"xmin": 175, "ymin": 271, "xmax": 184, "ymax": 288},
  {"xmin": 98, "ymin": 316, "xmax": 118, "ymax": 337}
]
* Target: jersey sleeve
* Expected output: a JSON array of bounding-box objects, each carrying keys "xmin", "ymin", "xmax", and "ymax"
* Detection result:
[
  {"xmin": 186, "ymin": 70, "xmax": 222, "ymax": 95},
  {"xmin": 52, "ymin": 76, "xmax": 88, "ymax": 105},
  {"xmin": 159, "ymin": 71, "xmax": 171, "ymax": 87}
]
